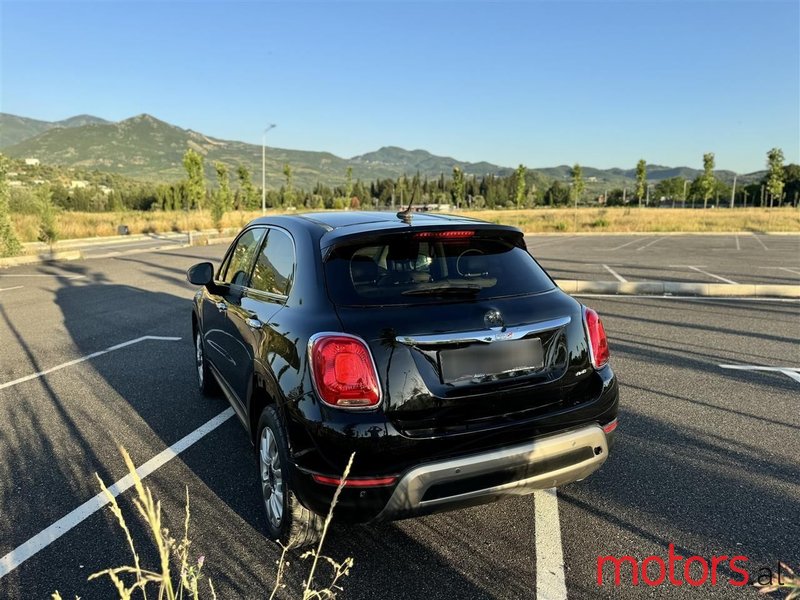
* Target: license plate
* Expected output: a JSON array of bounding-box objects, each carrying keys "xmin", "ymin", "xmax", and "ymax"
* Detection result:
[{"xmin": 439, "ymin": 338, "xmax": 544, "ymax": 383}]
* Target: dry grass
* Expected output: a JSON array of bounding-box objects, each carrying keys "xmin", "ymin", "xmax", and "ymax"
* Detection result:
[
  {"xmin": 463, "ymin": 207, "xmax": 800, "ymax": 233},
  {"xmin": 53, "ymin": 447, "xmax": 354, "ymax": 600},
  {"xmin": 9, "ymin": 206, "xmax": 800, "ymax": 244}
]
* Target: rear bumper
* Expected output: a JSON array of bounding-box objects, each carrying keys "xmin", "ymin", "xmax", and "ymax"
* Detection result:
[{"xmin": 372, "ymin": 423, "xmax": 608, "ymax": 521}]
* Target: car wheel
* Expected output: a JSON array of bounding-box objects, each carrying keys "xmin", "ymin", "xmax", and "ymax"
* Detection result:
[
  {"xmin": 194, "ymin": 328, "xmax": 214, "ymax": 395},
  {"xmin": 257, "ymin": 405, "xmax": 323, "ymax": 549}
]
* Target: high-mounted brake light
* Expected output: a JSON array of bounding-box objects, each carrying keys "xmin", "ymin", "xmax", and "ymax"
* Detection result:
[
  {"xmin": 312, "ymin": 474, "xmax": 398, "ymax": 487},
  {"xmin": 310, "ymin": 334, "xmax": 381, "ymax": 408},
  {"xmin": 413, "ymin": 230, "xmax": 475, "ymax": 239},
  {"xmin": 583, "ymin": 306, "xmax": 610, "ymax": 368}
]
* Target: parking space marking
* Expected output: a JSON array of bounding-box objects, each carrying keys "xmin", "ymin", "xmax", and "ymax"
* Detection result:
[
  {"xmin": 0, "ymin": 407, "xmax": 235, "ymax": 579},
  {"xmin": 0, "ymin": 286, "xmax": 24, "ymax": 293},
  {"xmin": 752, "ymin": 234, "xmax": 769, "ymax": 251},
  {"xmin": 0, "ymin": 335, "xmax": 182, "ymax": 391},
  {"xmin": 735, "ymin": 235, "xmax": 740, "ymax": 251},
  {"xmin": 635, "ymin": 237, "xmax": 664, "ymax": 251},
  {"xmin": 609, "ymin": 238, "xmax": 642, "ymax": 251},
  {"xmin": 719, "ymin": 364, "xmax": 800, "ymax": 384},
  {"xmin": 0, "ymin": 274, "xmax": 85, "ymax": 279},
  {"xmin": 602, "ymin": 264, "xmax": 627, "ymax": 283},
  {"xmin": 527, "ymin": 237, "xmax": 576, "ymax": 250},
  {"xmin": 780, "ymin": 267, "xmax": 800, "ymax": 276},
  {"xmin": 534, "ymin": 488, "xmax": 567, "ymax": 600},
  {"xmin": 687, "ymin": 266, "xmax": 738, "ymax": 284}
]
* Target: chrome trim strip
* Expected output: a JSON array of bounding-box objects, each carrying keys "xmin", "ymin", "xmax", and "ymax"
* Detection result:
[{"xmin": 394, "ymin": 315, "xmax": 571, "ymax": 346}]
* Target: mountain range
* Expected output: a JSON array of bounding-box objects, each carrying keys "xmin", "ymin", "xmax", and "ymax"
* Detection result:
[{"xmin": 0, "ymin": 112, "xmax": 763, "ymax": 189}]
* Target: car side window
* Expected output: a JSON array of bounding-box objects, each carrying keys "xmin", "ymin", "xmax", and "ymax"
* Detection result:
[
  {"xmin": 220, "ymin": 228, "xmax": 265, "ymax": 286},
  {"xmin": 250, "ymin": 228, "xmax": 296, "ymax": 297}
]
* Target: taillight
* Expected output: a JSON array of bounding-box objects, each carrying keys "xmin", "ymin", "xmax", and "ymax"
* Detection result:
[
  {"xmin": 583, "ymin": 306, "xmax": 610, "ymax": 368},
  {"xmin": 312, "ymin": 474, "xmax": 397, "ymax": 487},
  {"xmin": 310, "ymin": 334, "xmax": 381, "ymax": 408}
]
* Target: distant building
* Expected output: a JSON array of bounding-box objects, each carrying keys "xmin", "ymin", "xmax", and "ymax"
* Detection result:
[
  {"xmin": 586, "ymin": 176, "xmax": 599, "ymax": 183},
  {"xmin": 98, "ymin": 185, "xmax": 112, "ymax": 195},
  {"xmin": 69, "ymin": 180, "xmax": 89, "ymax": 189},
  {"xmin": 8, "ymin": 180, "xmax": 23, "ymax": 187},
  {"xmin": 24, "ymin": 158, "xmax": 40, "ymax": 166}
]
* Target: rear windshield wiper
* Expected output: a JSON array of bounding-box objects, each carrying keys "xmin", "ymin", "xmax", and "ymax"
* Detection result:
[{"xmin": 401, "ymin": 284, "xmax": 483, "ymax": 296}]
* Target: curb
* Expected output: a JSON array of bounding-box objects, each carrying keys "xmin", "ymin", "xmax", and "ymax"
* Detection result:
[
  {"xmin": 0, "ymin": 250, "xmax": 83, "ymax": 268},
  {"xmin": 555, "ymin": 280, "xmax": 800, "ymax": 299},
  {"xmin": 524, "ymin": 231, "xmax": 800, "ymax": 237}
]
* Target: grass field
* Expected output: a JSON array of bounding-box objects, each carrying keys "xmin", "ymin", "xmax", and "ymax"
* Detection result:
[{"xmin": 9, "ymin": 206, "xmax": 800, "ymax": 243}]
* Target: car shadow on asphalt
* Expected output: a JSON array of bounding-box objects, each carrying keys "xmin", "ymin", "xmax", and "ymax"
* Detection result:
[{"xmin": 4, "ymin": 261, "xmax": 514, "ymax": 599}]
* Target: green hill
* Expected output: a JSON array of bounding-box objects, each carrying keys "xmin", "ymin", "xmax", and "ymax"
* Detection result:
[
  {"xmin": 0, "ymin": 113, "xmax": 110, "ymax": 147},
  {"xmin": 2, "ymin": 112, "xmax": 766, "ymax": 189}
]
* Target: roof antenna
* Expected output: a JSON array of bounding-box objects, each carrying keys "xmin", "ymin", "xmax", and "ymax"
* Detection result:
[{"xmin": 396, "ymin": 191, "xmax": 414, "ymax": 224}]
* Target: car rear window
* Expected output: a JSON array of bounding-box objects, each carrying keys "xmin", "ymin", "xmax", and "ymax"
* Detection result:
[{"xmin": 324, "ymin": 230, "xmax": 555, "ymax": 306}]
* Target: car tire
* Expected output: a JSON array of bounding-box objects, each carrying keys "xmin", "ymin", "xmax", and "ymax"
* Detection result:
[
  {"xmin": 257, "ymin": 405, "xmax": 323, "ymax": 549},
  {"xmin": 194, "ymin": 327, "xmax": 215, "ymax": 396}
]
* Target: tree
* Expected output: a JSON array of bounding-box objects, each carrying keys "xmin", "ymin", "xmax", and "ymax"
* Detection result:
[
  {"xmin": 236, "ymin": 165, "xmax": 256, "ymax": 210},
  {"xmin": 182, "ymin": 149, "xmax": 206, "ymax": 209},
  {"xmin": 0, "ymin": 156, "xmax": 23, "ymax": 257},
  {"xmin": 344, "ymin": 166, "xmax": 353, "ymax": 202},
  {"xmin": 514, "ymin": 164, "xmax": 527, "ymax": 208},
  {"xmin": 282, "ymin": 164, "xmax": 295, "ymax": 207},
  {"xmin": 211, "ymin": 162, "xmax": 231, "ymax": 231},
  {"xmin": 783, "ymin": 163, "xmax": 800, "ymax": 207},
  {"xmin": 570, "ymin": 164, "xmax": 584, "ymax": 206},
  {"xmin": 766, "ymin": 148, "xmax": 785, "ymax": 206},
  {"xmin": 635, "ymin": 160, "xmax": 647, "ymax": 208},
  {"xmin": 545, "ymin": 181, "xmax": 570, "ymax": 206},
  {"xmin": 654, "ymin": 177, "xmax": 686, "ymax": 205},
  {"xmin": 700, "ymin": 153, "xmax": 716, "ymax": 209},
  {"xmin": 451, "ymin": 166, "xmax": 465, "ymax": 208},
  {"xmin": 36, "ymin": 184, "xmax": 59, "ymax": 248}
]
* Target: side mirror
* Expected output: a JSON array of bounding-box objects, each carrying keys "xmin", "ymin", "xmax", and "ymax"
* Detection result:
[{"xmin": 186, "ymin": 262, "xmax": 214, "ymax": 286}]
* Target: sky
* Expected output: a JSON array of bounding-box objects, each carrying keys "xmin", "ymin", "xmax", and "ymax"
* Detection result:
[{"xmin": 1, "ymin": 0, "xmax": 798, "ymax": 173}]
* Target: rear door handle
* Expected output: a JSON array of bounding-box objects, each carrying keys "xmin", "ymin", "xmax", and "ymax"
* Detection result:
[{"xmin": 215, "ymin": 301, "xmax": 228, "ymax": 313}]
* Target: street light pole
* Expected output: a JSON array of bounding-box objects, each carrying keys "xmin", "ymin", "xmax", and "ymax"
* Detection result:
[{"xmin": 262, "ymin": 124, "xmax": 276, "ymax": 214}]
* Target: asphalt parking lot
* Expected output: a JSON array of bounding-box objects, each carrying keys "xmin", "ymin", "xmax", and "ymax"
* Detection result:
[
  {"xmin": 525, "ymin": 233, "xmax": 800, "ymax": 286},
  {"xmin": 0, "ymin": 238, "xmax": 798, "ymax": 599}
]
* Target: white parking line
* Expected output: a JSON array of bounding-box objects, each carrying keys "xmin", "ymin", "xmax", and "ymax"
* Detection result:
[
  {"xmin": 686, "ymin": 266, "xmax": 738, "ymax": 284},
  {"xmin": 0, "ymin": 274, "xmax": 85, "ymax": 279},
  {"xmin": 752, "ymin": 234, "xmax": 769, "ymax": 251},
  {"xmin": 719, "ymin": 364, "xmax": 800, "ymax": 384},
  {"xmin": 527, "ymin": 237, "xmax": 576, "ymax": 250},
  {"xmin": 609, "ymin": 238, "xmax": 641, "ymax": 251},
  {"xmin": 0, "ymin": 407, "xmax": 235, "ymax": 579},
  {"xmin": 602, "ymin": 265, "xmax": 628, "ymax": 283},
  {"xmin": 0, "ymin": 335, "xmax": 182, "ymax": 391},
  {"xmin": 780, "ymin": 267, "xmax": 800, "ymax": 276},
  {"xmin": 735, "ymin": 235, "xmax": 740, "ymax": 251},
  {"xmin": 0, "ymin": 286, "xmax": 24, "ymax": 293},
  {"xmin": 635, "ymin": 237, "xmax": 665, "ymax": 251},
  {"xmin": 534, "ymin": 488, "xmax": 568, "ymax": 600}
]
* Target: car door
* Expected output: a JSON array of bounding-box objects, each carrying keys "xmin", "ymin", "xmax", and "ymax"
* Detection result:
[
  {"xmin": 236, "ymin": 227, "xmax": 299, "ymax": 395},
  {"xmin": 203, "ymin": 226, "xmax": 266, "ymax": 408}
]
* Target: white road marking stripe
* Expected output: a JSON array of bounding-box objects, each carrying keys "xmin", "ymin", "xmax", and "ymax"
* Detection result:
[
  {"xmin": 528, "ymin": 237, "xmax": 576, "ymax": 249},
  {"xmin": 601, "ymin": 265, "xmax": 627, "ymax": 283},
  {"xmin": 779, "ymin": 267, "xmax": 800, "ymax": 276},
  {"xmin": 573, "ymin": 294, "xmax": 799, "ymax": 302},
  {"xmin": 0, "ymin": 286, "xmax": 24, "ymax": 292},
  {"xmin": 0, "ymin": 274, "xmax": 84, "ymax": 279},
  {"xmin": 534, "ymin": 488, "xmax": 568, "ymax": 600},
  {"xmin": 0, "ymin": 407, "xmax": 235, "ymax": 579},
  {"xmin": 0, "ymin": 335, "xmax": 182, "ymax": 391},
  {"xmin": 687, "ymin": 266, "xmax": 738, "ymax": 284},
  {"xmin": 752, "ymin": 234, "xmax": 769, "ymax": 251},
  {"xmin": 719, "ymin": 364, "xmax": 800, "ymax": 384},
  {"xmin": 609, "ymin": 238, "xmax": 641, "ymax": 251},
  {"xmin": 735, "ymin": 235, "xmax": 740, "ymax": 251},
  {"xmin": 635, "ymin": 237, "xmax": 665, "ymax": 251}
]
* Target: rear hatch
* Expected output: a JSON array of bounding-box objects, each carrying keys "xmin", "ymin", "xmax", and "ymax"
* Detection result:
[{"xmin": 323, "ymin": 225, "xmax": 596, "ymax": 437}]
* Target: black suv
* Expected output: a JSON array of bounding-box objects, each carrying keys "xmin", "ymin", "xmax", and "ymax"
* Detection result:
[{"xmin": 187, "ymin": 211, "xmax": 618, "ymax": 548}]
